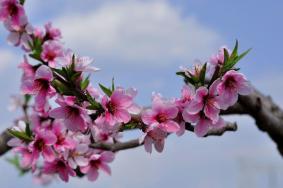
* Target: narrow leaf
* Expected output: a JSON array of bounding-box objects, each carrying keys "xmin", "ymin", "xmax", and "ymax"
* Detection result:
[{"xmin": 99, "ymin": 83, "xmax": 112, "ymax": 97}]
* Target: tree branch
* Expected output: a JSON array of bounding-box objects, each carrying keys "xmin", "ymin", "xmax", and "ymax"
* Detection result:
[
  {"xmin": 0, "ymin": 130, "xmax": 12, "ymax": 156},
  {"xmin": 0, "ymin": 87, "xmax": 283, "ymax": 156},
  {"xmin": 89, "ymin": 122, "xmax": 238, "ymax": 152}
]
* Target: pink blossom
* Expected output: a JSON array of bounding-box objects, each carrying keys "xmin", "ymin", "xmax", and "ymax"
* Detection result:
[
  {"xmin": 194, "ymin": 115, "xmax": 225, "ymax": 137},
  {"xmin": 33, "ymin": 173, "xmax": 54, "ymax": 185},
  {"xmin": 59, "ymin": 50, "xmax": 100, "ymax": 72},
  {"xmin": 119, "ymin": 87, "xmax": 142, "ymax": 114},
  {"xmin": 49, "ymin": 97, "xmax": 89, "ymax": 132},
  {"xmin": 184, "ymin": 80, "xmax": 221, "ymax": 123},
  {"xmin": 98, "ymin": 89, "xmax": 133, "ymax": 126},
  {"xmin": 209, "ymin": 46, "xmax": 230, "ymax": 66},
  {"xmin": 63, "ymin": 132, "xmax": 90, "ymax": 169},
  {"xmin": 28, "ymin": 130, "xmax": 57, "ymax": 163},
  {"xmin": 22, "ymin": 65, "xmax": 55, "ymax": 112},
  {"xmin": 44, "ymin": 22, "xmax": 61, "ymax": 41},
  {"xmin": 41, "ymin": 41, "xmax": 63, "ymax": 67},
  {"xmin": 183, "ymin": 111, "xmax": 225, "ymax": 137},
  {"xmin": 0, "ymin": 0, "xmax": 27, "ymax": 28},
  {"xmin": 63, "ymin": 143, "xmax": 89, "ymax": 169},
  {"xmin": 14, "ymin": 146, "xmax": 34, "ymax": 168},
  {"xmin": 217, "ymin": 70, "xmax": 252, "ymax": 109},
  {"xmin": 142, "ymin": 96, "xmax": 180, "ymax": 133},
  {"xmin": 43, "ymin": 159, "xmax": 76, "ymax": 182},
  {"xmin": 143, "ymin": 127, "xmax": 167, "ymax": 153},
  {"xmin": 52, "ymin": 122, "xmax": 76, "ymax": 152},
  {"xmin": 4, "ymin": 20, "xmax": 32, "ymax": 50},
  {"xmin": 175, "ymin": 85, "xmax": 195, "ymax": 110},
  {"xmin": 80, "ymin": 152, "xmax": 114, "ymax": 181}
]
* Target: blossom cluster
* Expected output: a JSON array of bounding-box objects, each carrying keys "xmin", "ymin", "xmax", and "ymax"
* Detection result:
[{"xmin": 0, "ymin": 0, "xmax": 252, "ymax": 185}]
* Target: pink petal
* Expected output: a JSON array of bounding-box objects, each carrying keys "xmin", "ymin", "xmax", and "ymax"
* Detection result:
[
  {"xmin": 100, "ymin": 152, "xmax": 115, "ymax": 163},
  {"xmin": 163, "ymin": 106, "xmax": 178, "ymax": 119},
  {"xmin": 80, "ymin": 165, "xmax": 90, "ymax": 174},
  {"xmin": 144, "ymin": 136, "xmax": 153, "ymax": 153},
  {"xmin": 35, "ymin": 65, "xmax": 53, "ymax": 81},
  {"xmin": 141, "ymin": 109, "xmax": 156, "ymax": 125},
  {"xmin": 159, "ymin": 120, "xmax": 180, "ymax": 133},
  {"xmin": 65, "ymin": 115, "xmax": 86, "ymax": 132},
  {"xmin": 209, "ymin": 79, "xmax": 221, "ymax": 96},
  {"xmin": 7, "ymin": 32, "xmax": 20, "ymax": 46},
  {"xmin": 49, "ymin": 107, "xmax": 69, "ymax": 119},
  {"xmin": 182, "ymin": 109, "xmax": 200, "ymax": 123},
  {"xmin": 42, "ymin": 131, "xmax": 57, "ymax": 145},
  {"xmin": 111, "ymin": 91, "xmax": 132, "ymax": 108},
  {"xmin": 58, "ymin": 168, "xmax": 69, "ymax": 182},
  {"xmin": 238, "ymin": 82, "xmax": 253, "ymax": 95},
  {"xmin": 186, "ymin": 100, "xmax": 204, "ymax": 114},
  {"xmin": 35, "ymin": 89, "xmax": 47, "ymax": 111},
  {"xmin": 42, "ymin": 147, "xmax": 55, "ymax": 162},
  {"xmin": 194, "ymin": 118, "xmax": 210, "ymax": 137},
  {"xmin": 74, "ymin": 156, "xmax": 89, "ymax": 167},
  {"xmin": 204, "ymin": 103, "xmax": 220, "ymax": 123},
  {"xmin": 154, "ymin": 139, "xmax": 165, "ymax": 153},
  {"xmin": 87, "ymin": 168, "xmax": 99, "ymax": 181},
  {"xmin": 176, "ymin": 122, "xmax": 186, "ymax": 137},
  {"xmin": 99, "ymin": 163, "xmax": 111, "ymax": 175},
  {"xmin": 114, "ymin": 109, "xmax": 131, "ymax": 123}
]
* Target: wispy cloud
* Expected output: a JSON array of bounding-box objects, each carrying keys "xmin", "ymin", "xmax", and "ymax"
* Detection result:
[
  {"xmin": 54, "ymin": 0, "xmax": 223, "ymax": 66},
  {"xmin": 0, "ymin": 49, "xmax": 15, "ymax": 72}
]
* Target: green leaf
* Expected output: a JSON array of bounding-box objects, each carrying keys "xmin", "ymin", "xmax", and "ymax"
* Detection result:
[
  {"xmin": 235, "ymin": 48, "xmax": 252, "ymax": 62},
  {"xmin": 51, "ymin": 80, "xmax": 72, "ymax": 95},
  {"xmin": 85, "ymin": 92, "xmax": 102, "ymax": 110},
  {"xmin": 223, "ymin": 48, "xmax": 252, "ymax": 71},
  {"xmin": 71, "ymin": 72, "xmax": 82, "ymax": 82},
  {"xmin": 230, "ymin": 40, "xmax": 239, "ymax": 60},
  {"xmin": 99, "ymin": 83, "xmax": 112, "ymax": 97},
  {"xmin": 70, "ymin": 54, "xmax": 76, "ymax": 71},
  {"xmin": 6, "ymin": 156, "xmax": 30, "ymax": 176},
  {"xmin": 19, "ymin": 0, "xmax": 26, "ymax": 5},
  {"xmin": 80, "ymin": 76, "xmax": 90, "ymax": 90},
  {"xmin": 199, "ymin": 63, "xmax": 207, "ymax": 85},
  {"xmin": 8, "ymin": 129, "xmax": 33, "ymax": 142},
  {"xmin": 25, "ymin": 123, "xmax": 32, "ymax": 138},
  {"xmin": 24, "ymin": 94, "xmax": 31, "ymax": 104},
  {"xmin": 223, "ymin": 48, "xmax": 230, "ymax": 65},
  {"xmin": 112, "ymin": 77, "xmax": 115, "ymax": 92},
  {"xmin": 176, "ymin": 71, "xmax": 196, "ymax": 85}
]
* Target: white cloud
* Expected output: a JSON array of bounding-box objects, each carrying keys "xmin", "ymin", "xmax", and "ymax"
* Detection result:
[
  {"xmin": 0, "ymin": 49, "xmax": 14, "ymax": 71},
  {"xmin": 55, "ymin": 0, "xmax": 223, "ymax": 65}
]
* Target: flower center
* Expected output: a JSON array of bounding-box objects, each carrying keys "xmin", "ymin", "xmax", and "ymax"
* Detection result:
[
  {"xmin": 35, "ymin": 78, "xmax": 50, "ymax": 91},
  {"xmin": 107, "ymin": 102, "xmax": 116, "ymax": 114},
  {"xmin": 8, "ymin": 3, "xmax": 19, "ymax": 16},
  {"xmin": 156, "ymin": 113, "xmax": 167, "ymax": 123},
  {"xmin": 56, "ymin": 160, "xmax": 66, "ymax": 169},
  {"xmin": 90, "ymin": 160, "xmax": 101, "ymax": 169},
  {"xmin": 67, "ymin": 106, "xmax": 81, "ymax": 117},
  {"xmin": 34, "ymin": 139, "xmax": 45, "ymax": 151},
  {"xmin": 46, "ymin": 51, "xmax": 56, "ymax": 61},
  {"xmin": 224, "ymin": 76, "xmax": 237, "ymax": 89}
]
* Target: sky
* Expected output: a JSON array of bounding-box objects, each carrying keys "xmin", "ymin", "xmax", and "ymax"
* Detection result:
[{"xmin": 0, "ymin": 0, "xmax": 283, "ymax": 187}]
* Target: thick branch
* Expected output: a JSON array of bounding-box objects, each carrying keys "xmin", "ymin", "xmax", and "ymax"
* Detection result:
[
  {"xmin": 0, "ymin": 130, "xmax": 12, "ymax": 155},
  {"xmin": 238, "ymin": 89, "xmax": 283, "ymax": 156},
  {"xmin": 90, "ymin": 139, "xmax": 142, "ymax": 152},
  {"xmin": 90, "ymin": 122, "xmax": 237, "ymax": 152}
]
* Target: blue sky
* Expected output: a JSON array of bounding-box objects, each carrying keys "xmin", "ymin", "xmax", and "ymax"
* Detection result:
[{"xmin": 0, "ymin": 0, "xmax": 283, "ymax": 187}]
